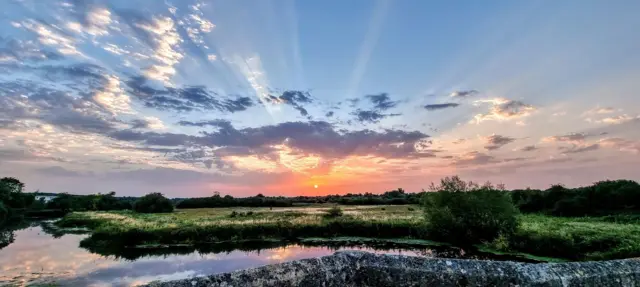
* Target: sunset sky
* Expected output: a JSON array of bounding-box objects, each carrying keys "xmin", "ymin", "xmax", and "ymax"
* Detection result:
[{"xmin": 1, "ymin": 0, "xmax": 639, "ymax": 197}]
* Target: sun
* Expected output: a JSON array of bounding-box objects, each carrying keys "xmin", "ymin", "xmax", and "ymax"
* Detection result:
[{"xmin": 314, "ymin": 184, "xmax": 318, "ymax": 189}]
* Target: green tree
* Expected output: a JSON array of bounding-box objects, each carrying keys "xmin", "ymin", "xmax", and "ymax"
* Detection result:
[
  {"xmin": 423, "ymin": 176, "xmax": 519, "ymax": 245},
  {"xmin": 134, "ymin": 193, "xmax": 174, "ymax": 213}
]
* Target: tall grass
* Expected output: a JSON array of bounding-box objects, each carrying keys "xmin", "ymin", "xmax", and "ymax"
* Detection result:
[
  {"xmin": 56, "ymin": 205, "xmax": 640, "ymax": 261},
  {"xmin": 57, "ymin": 205, "xmax": 428, "ymax": 247}
]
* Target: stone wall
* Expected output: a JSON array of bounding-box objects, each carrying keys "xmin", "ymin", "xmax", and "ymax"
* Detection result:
[{"xmin": 142, "ymin": 251, "xmax": 640, "ymax": 287}]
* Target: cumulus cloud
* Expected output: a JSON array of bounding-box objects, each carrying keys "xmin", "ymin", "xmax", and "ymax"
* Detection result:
[
  {"xmin": 483, "ymin": 135, "xmax": 516, "ymax": 150},
  {"xmin": 473, "ymin": 98, "xmax": 535, "ymax": 124},
  {"xmin": 423, "ymin": 103, "xmax": 460, "ymax": 110}
]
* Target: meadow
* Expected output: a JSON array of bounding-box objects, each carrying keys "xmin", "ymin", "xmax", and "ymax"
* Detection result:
[{"xmin": 56, "ymin": 205, "xmax": 640, "ymax": 261}]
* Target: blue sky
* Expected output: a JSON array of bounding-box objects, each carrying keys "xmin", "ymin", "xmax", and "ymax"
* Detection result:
[{"xmin": 1, "ymin": 0, "xmax": 640, "ymax": 197}]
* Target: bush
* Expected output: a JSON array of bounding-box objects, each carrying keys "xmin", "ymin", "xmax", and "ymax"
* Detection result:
[
  {"xmin": 423, "ymin": 176, "xmax": 519, "ymax": 245},
  {"xmin": 324, "ymin": 206, "xmax": 343, "ymax": 218},
  {"xmin": 133, "ymin": 193, "xmax": 173, "ymax": 213},
  {"xmin": 229, "ymin": 211, "xmax": 238, "ymax": 218}
]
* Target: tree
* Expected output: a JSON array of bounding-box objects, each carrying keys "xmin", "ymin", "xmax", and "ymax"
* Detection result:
[
  {"xmin": 134, "ymin": 193, "xmax": 174, "ymax": 213},
  {"xmin": 0, "ymin": 177, "xmax": 24, "ymax": 193},
  {"xmin": 423, "ymin": 176, "xmax": 519, "ymax": 245}
]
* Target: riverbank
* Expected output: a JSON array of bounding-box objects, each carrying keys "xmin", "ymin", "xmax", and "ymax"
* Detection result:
[{"xmin": 56, "ymin": 205, "xmax": 640, "ymax": 261}]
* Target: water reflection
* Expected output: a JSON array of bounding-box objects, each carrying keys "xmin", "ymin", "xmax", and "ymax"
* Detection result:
[{"xmin": 0, "ymin": 223, "xmax": 536, "ymax": 287}]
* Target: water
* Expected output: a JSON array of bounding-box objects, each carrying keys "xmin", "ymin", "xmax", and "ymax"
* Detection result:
[{"xmin": 0, "ymin": 222, "xmax": 533, "ymax": 287}]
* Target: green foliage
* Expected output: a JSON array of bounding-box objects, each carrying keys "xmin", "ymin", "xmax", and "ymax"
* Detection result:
[
  {"xmin": 324, "ymin": 206, "xmax": 344, "ymax": 218},
  {"xmin": 133, "ymin": 193, "xmax": 174, "ymax": 213},
  {"xmin": 422, "ymin": 176, "xmax": 519, "ymax": 245},
  {"xmin": 0, "ymin": 202, "xmax": 7, "ymax": 225},
  {"xmin": 0, "ymin": 177, "xmax": 24, "ymax": 193},
  {"xmin": 511, "ymin": 179, "xmax": 640, "ymax": 216},
  {"xmin": 508, "ymin": 214, "xmax": 640, "ymax": 260}
]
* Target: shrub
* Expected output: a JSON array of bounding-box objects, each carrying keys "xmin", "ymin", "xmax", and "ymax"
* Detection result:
[
  {"xmin": 229, "ymin": 211, "xmax": 238, "ymax": 218},
  {"xmin": 422, "ymin": 176, "xmax": 519, "ymax": 245},
  {"xmin": 324, "ymin": 206, "xmax": 343, "ymax": 218},
  {"xmin": 407, "ymin": 207, "xmax": 415, "ymax": 211},
  {"xmin": 246, "ymin": 211, "xmax": 254, "ymax": 216},
  {"xmin": 133, "ymin": 193, "xmax": 173, "ymax": 213}
]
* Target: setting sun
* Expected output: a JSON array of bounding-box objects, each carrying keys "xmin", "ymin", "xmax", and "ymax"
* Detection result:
[{"xmin": 314, "ymin": 184, "xmax": 318, "ymax": 189}]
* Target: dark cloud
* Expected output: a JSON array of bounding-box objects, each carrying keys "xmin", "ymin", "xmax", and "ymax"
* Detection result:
[
  {"xmin": 264, "ymin": 90, "xmax": 313, "ymax": 117},
  {"xmin": 484, "ymin": 135, "xmax": 516, "ymax": 150},
  {"xmin": 114, "ymin": 120, "xmax": 431, "ymax": 160},
  {"xmin": 365, "ymin": 93, "xmax": 399, "ymax": 111},
  {"xmin": 351, "ymin": 110, "xmax": 401, "ymax": 124},
  {"xmin": 424, "ymin": 103, "xmax": 460, "ymax": 110},
  {"xmin": 521, "ymin": 145, "xmax": 538, "ymax": 152},
  {"xmin": 449, "ymin": 90, "xmax": 479, "ymax": 98},
  {"xmin": 126, "ymin": 77, "xmax": 255, "ymax": 113},
  {"xmin": 325, "ymin": 111, "xmax": 334, "ymax": 117}
]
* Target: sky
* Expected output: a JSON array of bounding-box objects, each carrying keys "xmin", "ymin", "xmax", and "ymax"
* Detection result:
[{"xmin": 1, "ymin": 0, "xmax": 640, "ymax": 197}]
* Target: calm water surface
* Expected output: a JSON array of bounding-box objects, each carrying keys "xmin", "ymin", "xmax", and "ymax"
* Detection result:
[{"xmin": 0, "ymin": 223, "xmax": 525, "ymax": 287}]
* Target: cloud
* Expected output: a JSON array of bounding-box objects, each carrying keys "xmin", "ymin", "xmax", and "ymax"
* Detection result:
[
  {"xmin": 561, "ymin": 143, "xmax": 600, "ymax": 154},
  {"xmin": 126, "ymin": 77, "xmax": 254, "ymax": 113},
  {"xmin": 0, "ymin": 80, "xmax": 119, "ymax": 135},
  {"xmin": 599, "ymin": 138, "xmax": 640, "ymax": 154},
  {"xmin": 177, "ymin": 119, "xmax": 232, "ymax": 129},
  {"xmin": 264, "ymin": 90, "xmax": 313, "ymax": 117},
  {"xmin": 0, "ymin": 38, "xmax": 62, "ymax": 63},
  {"xmin": 520, "ymin": 145, "xmax": 537, "ymax": 152},
  {"xmin": 543, "ymin": 133, "xmax": 589, "ymax": 145},
  {"xmin": 325, "ymin": 111, "xmax": 334, "ymax": 117},
  {"xmin": 599, "ymin": 114, "xmax": 637, "ymax": 125},
  {"xmin": 113, "ymin": 121, "xmax": 432, "ymax": 161},
  {"xmin": 92, "ymin": 75, "xmax": 134, "ymax": 115},
  {"xmin": 18, "ymin": 19, "xmax": 81, "ymax": 55},
  {"xmin": 351, "ymin": 110, "xmax": 401, "ymax": 124},
  {"xmin": 449, "ymin": 90, "xmax": 478, "ymax": 98},
  {"xmin": 347, "ymin": 98, "xmax": 360, "ymax": 108},
  {"xmin": 473, "ymin": 98, "xmax": 536, "ymax": 124},
  {"xmin": 133, "ymin": 16, "xmax": 184, "ymax": 83},
  {"xmin": 583, "ymin": 107, "xmax": 616, "ymax": 116},
  {"xmin": 483, "ymin": 135, "xmax": 516, "ymax": 150},
  {"xmin": 423, "ymin": 103, "xmax": 460, "ymax": 111},
  {"xmin": 452, "ymin": 151, "xmax": 497, "ymax": 166},
  {"xmin": 365, "ymin": 93, "xmax": 398, "ymax": 110},
  {"xmin": 66, "ymin": 5, "xmax": 113, "ymax": 36}
]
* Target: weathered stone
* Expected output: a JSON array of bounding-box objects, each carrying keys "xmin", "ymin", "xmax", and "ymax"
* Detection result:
[{"xmin": 141, "ymin": 251, "xmax": 640, "ymax": 287}]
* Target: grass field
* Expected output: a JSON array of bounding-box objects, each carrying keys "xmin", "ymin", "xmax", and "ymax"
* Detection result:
[{"xmin": 56, "ymin": 205, "xmax": 640, "ymax": 261}]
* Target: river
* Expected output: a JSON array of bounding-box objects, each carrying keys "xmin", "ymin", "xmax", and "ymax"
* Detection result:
[{"xmin": 0, "ymin": 221, "xmax": 535, "ymax": 286}]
